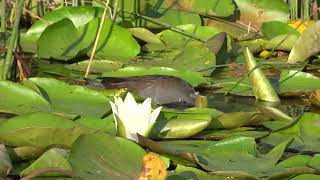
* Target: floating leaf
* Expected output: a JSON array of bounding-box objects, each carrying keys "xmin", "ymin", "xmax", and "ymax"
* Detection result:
[
  {"xmin": 69, "ymin": 133, "xmax": 145, "ymax": 180},
  {"xmin": 234, "ymin": 0, "xmax": 289, "ymax": 28},
  {"xmin": 37, "ymin": 18, "xmax": 80, "ymax": 60},
  {"xmin": 128, "ymin": 28, "xmax": 162, "ymax": 44},
  {"xmin": 133, "ymin": 42, "xmax": 216, "ymax": 76},
  {"xmin": 7, "ymin": 146, "xmax": 45, "ymax": 162},
  {"xmin": 169, "ymin": 164, "xmax": 224, "ymax": 180},
  {"xmin": 196, "ymin": 137, "xmax": 290, "ymax": 177},
  {"xmin": 101, "ymin": 67, "xmax": 211, "ymax": 87},
  {"xmin": 65, "ymin": 60, "xmax": 123, "ymax": 73},
  {"xmin": 211, "ymin": 112, "xmax": 258, "ymax": 129},
  {"xmin": 38, "ymin": 17, "xmax": 140, "ymax": 61},
  {"xmin": 20, "ymin": 148, "xmax": 71, "ymax": 176},
  {"xmin": 152, "ymin": 118, "xmax": 211, "ymax": 139},
  {"xmin": 0, "ymin": 81, "xmax": 50, "ymax": 115},
  {"xmin": 157, "ymin": 24, "xmax": 221, "ymax": 49},
  {"xmin": 261, "ymin": 112, "xmax": 320, "ymax": 153},
  {"xmin": 89, "ymin": 18, "xmax": 140, "ymax": 60},
  {"xmin": 24, "ymin": 78, "xmax": 111, "ymax": 118},
  {"xmin": 291, "ymin": 174, "xmax": 320, "ymax": 180},
  {"xmin": 288, "ymin": 21, "xmax": 320, "ymax": 63},
  {"xmin": 261, "ymin": 21, "xmax": 300, "ymax": 39},
  {"xmin": 280, "ymin": 70, "xmax": 320, "ymax": 92},
  {"xmin": 0, "ymin": 112, "xmax": 92, "ymax": 148},
  {"xmin": 276, "ymin": 155, "xmax": 312, "ymax": 168},
  {"xmin": 21, "ymin": 6, "xmax": 103, "ymax": 52},
  {"xmin": 196, "ymin": 128, "xmax": 269, "ymax": 140},
  {"xmin": 75, "ymin": 115, "xmax": 116, "ymax": 135}
]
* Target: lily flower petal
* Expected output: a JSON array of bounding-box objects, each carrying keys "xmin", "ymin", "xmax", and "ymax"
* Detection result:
[{"xmin": 110, "ymin": 92, "xmax": 162, "ymax": 142}]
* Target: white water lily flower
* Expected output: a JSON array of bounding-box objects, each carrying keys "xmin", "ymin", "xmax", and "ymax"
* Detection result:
[{"xmin": 110, "ymin": 92, "xmax": 162, "ymax": 142}]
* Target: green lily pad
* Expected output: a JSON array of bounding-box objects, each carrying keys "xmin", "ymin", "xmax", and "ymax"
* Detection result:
[
  {"xmin": 211, "ymin": 111, "xmax": 259, "ymax": 129},
  {"xmin": 145, "ymin": 0, "xmax": 235, "ymax": 18},
  {"xmin": 7, "ymin": 146, "xmax": 45, "ymax": 162},
  {"xmin": 128, "ymin": 28, "xmax": 162, "ymax": 44},
  {"xmin": 196, "ymin": 128, "xmax": 269, "ymax": 140},
  {"xmin": 169, "ymin": 164, "xmax": 227, "ymax": 180},
  {"xmin": 276, "ymin": 155, "xmax": 312, "ymax": 168},
  {"xmin": 37, "ymin": 17, "xmax": 140, "ymax": 61},
  {"xmin": 88, "ymin": 18, "xmax": 140, "ymax": 60},
  {"xmin": 261, "ymin": 112, "xmax": 320, "ymax": 153},
  {"xmin": 152, "ymin": 118, "xmax": 211, "ymax": 139},
  {"xmin": 131, "ymin": 42, "xmax": 216, "ymax": 76},
  {"xmin": 37, "ymin": 18, "xmax": 80, "ymax": 60},
  {"xmin": 291, "ymin": 174, "xmax": 320, "ymax": 180},
  {"xmin": 157, "ymin": 24, "xmax": 221, "ymax": 49},
  {"xmin": 65, "ymin": 60, "xmax": 123, "ymax": 73},
  {"xmin": 280, "ymin": 70, "xmax": 320, "ymax": 92},
  {"xmin": 101, "ymin": 66, "xmax": 211, "ymax": 87},
  {"xmin": 0, "ymin": 80, "xmax": 50, "ymax": 115},
  {"xmin": 21, "ymin": 6, "xmax": 104, "ymax": 52},
  {"xmin": 196, "ymin": 137, "xmax": 290, "ymax": 177},
  {"xmin": 24, "ymin": 78, "xmax": 111, "ymax": 118},
  {"xmin": 20, "ymin": 148, "xmax": 71, "ymax": 176},
  {"xmin": 288, "ymin": 21, "xmax": 320, "ymax": 63},
  {"xmin": 74, "ymin": 115, "xmax": 116, "ymax": 135},
  {"xmin": 69, "ymin": 133, "xmax": 145, "ymax": 180},
  {"xmin": 0, "ymin": 112, "xmax": 92, "ymax": 148},
  {"xmin": 261, "ymin": 21, "xmax": 300, "ymax": 39},
  {"xmin": 234, "ymin": 0, "xmax": 289, "ymax": 28}
]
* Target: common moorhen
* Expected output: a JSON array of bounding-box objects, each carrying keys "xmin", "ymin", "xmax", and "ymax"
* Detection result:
[{"xmin": 99, "ymin": 75, "xmax": 197, "ymax": 107}]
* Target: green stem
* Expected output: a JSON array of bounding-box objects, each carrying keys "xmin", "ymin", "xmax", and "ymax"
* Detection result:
[
  {"xmin": 289, "ymin": 0, "xmax": 299, "ymax": 20},
  {"xmin": 302, "ymin": 0, "xmax": 310, "ymax": 20},
  {"xmin": 2, "ymin": 0, "xmax": 24, "ymax": 80},
  {"xmin": 72, "ymin": 0, "xmax": 78, "ymax": 6},
  {"xmin": 0, "ymin": 0, "xmax": 6, "ymax": 33},
  {"xmin": 37, "ymin": 0, "xmax": 44, "ymax": 17}
]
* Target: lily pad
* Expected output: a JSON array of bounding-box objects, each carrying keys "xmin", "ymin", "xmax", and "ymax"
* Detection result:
[
  {"xmin": 69, "ymin": 133, "xmax": 145, "ymax": 180},
  {"xmin": 157, "ymin": 24, "xmax": 221, "ymax": 49},
  {"xmin": 65, "ymin": 60, "xmax": 123, "ymax": 73},
  {"xmin": 128, "ymin": 28, "xmax": 162, "ymax": 44},
  {"xmin": 101, "ymin": 66, "xmax": 211, "ymax": 87},
  {"xmin": 196, "ymin": 137, "xmax": 290, "ymax": 177},
  {"xmin": 131, "ymin": 42, "xmax": 216, "ymax": 76},
  {"xmin": 152, "ymin": 118, "xmax": 211, "ymax": 139},
  {"xmin": 37, "ymin": 18, "xmax": 80, "ymax": 60},
  {"xmin": 0, "ymin": 112, "xmax": 92, "ymax": 148},
  {"xmin": 145, "ymin": 0, "xmax": 235, "ymax": 18},
  {"xmin": 37, "ymin": 17, "xmax": 140, "ymax": 61},
  {"xmin": 74, "ymin": 115, "xmax": 116, "ymax": 135},
  {"xmin": 24, "ymin": 78, "xmax": 111, "ymax": 118},
  {"xmin": 261, "ymin": 21, "xmax": 300, "ymax": 39},
  {"xmin": 288, "ymin": 21, "xmax": 320, "ymax": 63},
  {"xmin": 280, "ymin": 70, "xmax": 320, "ymax": 92},
  {"xmin": 0, "ymin": 81, "xmax": 50, "ymax": 115},
  {"xmin": 234, "ymin": 0, "xmax": 289, "ymax": 28},
  {"xmin": 20, "ymin": 148, "xmax": 71, "ymax": 176},
  {"xmin": 261, "ymin": 112, "xmax": 320, "ymax": 153},
  {"xmin": 169, "ymin": 164, "xmax": 226, "ymax": 180},
  {"xmin": 21, "ymin": 6, "xmax": 104, "ymax": 52}
]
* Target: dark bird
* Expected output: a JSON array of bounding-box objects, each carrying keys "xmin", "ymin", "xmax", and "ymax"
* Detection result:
[{"xmin": 99, "ymin": 75, "xmax": 197, "ymax": 107}]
